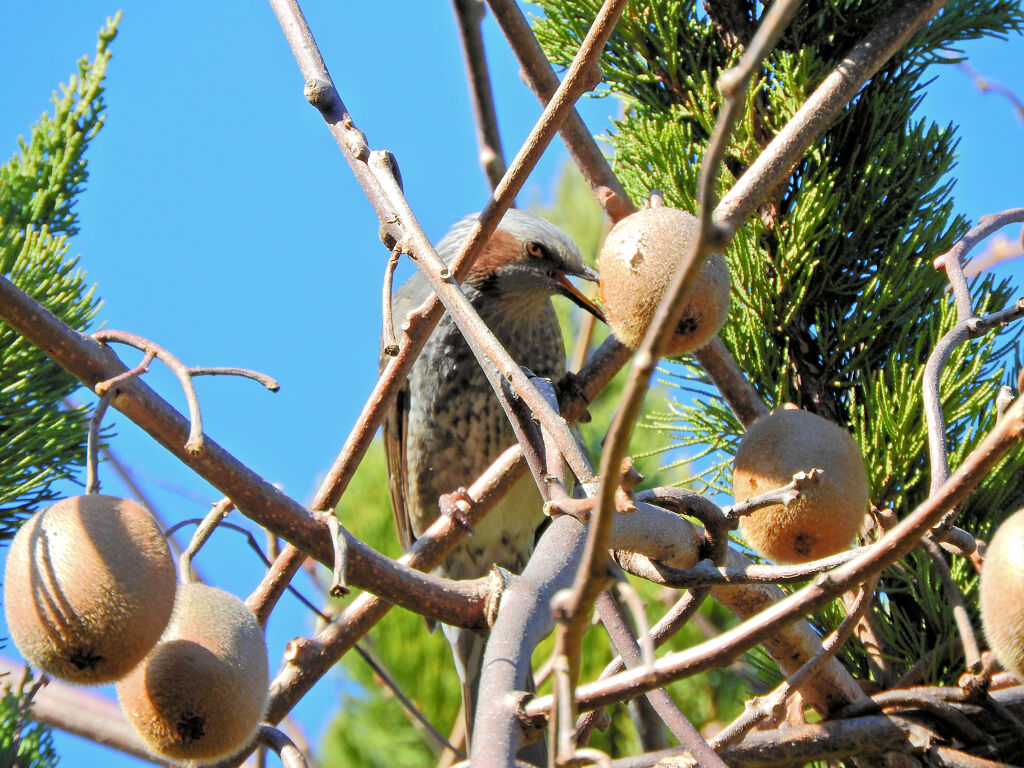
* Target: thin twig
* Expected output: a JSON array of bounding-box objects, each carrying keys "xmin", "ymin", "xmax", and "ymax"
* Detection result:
[
  {"xmin": 594, "ymin": 590, "xmax": 727, "ymax": 767},
  {"xmin": 352, "ymin": 642, "xmax": 465, "ymax": 759},
  {"xmin": 609, "ymin": 576, "xmax": 654, "ymax": 672},
  {"xmin": 921, "ymin": 538, "xmax": 982, "ymax": 673},
  {"xmin": 567, "ymin": 2, "xmax": 802, "ymax": 749},
  {"xmin": 256, "ymin": 725, "xmax": 309, "ymax": 768},
  {"xmin": 188, "ymin": 366, "xmax": 280, "ymax": 391},
  {"xmin": 91, "ymin": 330, "xmax": 204, "ymax": 453},
  {"xmin": 953, "ymin": 59, "xmax": 1024, "ymax": 122},
  {"xmin": 86, "ymin": 351, "xmax": 157, "ymax": 493},
  {"xmin": 722, "ymin": 468, "xmax": 823, "ymax": 521},
  {"xmin": 923, "ymin": 296, "xmax": 1024, "ymax": 516},
  {"xmin": 85, "ymin": 390, "xmax": 114, "ymax": 494},
  {"xmin": 451, "ymin": 0, "xmax": 508, "ymax": 190},
  {"xmin": 524, "ymin": 394, "xmax": 1024, "ymax": 718},
  {"xmin": 710, "ymin": 578, "xmax": 877, "ymax": 750},
  {"xmin": 179, "ymin": 498, "xmax": 234, "ymax": 583},
  {"xmin": 93, "ymin": 349, "xmax": 156, "ymax": 396},
  {"xmin": 500, "ymin": 374, "xmax": 559, "ymax": 502},
  {"xmin": 381, "ymin": 245, "xmax": 402, "ymax": 357},
  {"xmin": 324, "ymin": 512, "xmax": 350, "ymax": 597}
]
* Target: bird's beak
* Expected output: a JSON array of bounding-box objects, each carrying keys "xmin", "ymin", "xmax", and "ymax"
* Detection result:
[{"xmin": 552, "ymin": 268, "xmax": 606, "ymax": 323}]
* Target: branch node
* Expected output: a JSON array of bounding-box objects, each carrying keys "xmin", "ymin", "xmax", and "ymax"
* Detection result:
[
  {"xmin": 439, "ymin": 487, "xmax": 476, "ymax": 534},
  {"xmin": 302, "ymin": 77, "xmax": 335, "ymax": 109},
  {"xmin": 551, "ymin": 588, "xmax": 575, "ymax": 622},
  {"xmin": 284, "ymin": 637, "xmax": 318, "ymax": 667},
  {"xmin": 485, "ymin": 565, "xmax": 513, "ymax": 628},
  {"xmin": 324, "ymin": 512, "xmax": 350, "ymax": 597}
]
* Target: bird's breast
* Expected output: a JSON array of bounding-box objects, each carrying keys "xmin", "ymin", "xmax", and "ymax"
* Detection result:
[{"xmin": 403, "ymin": 299, "xmax": 566, "ymax": 577}]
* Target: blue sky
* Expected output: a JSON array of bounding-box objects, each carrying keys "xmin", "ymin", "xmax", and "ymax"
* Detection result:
[{"xmin": 1, "ymin": 2, "xmax": 1022, "ymax": 766}]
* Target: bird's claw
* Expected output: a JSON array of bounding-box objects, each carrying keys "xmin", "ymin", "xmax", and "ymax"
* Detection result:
[
  {"xmin": 556, "ymin": 371, "xmax": 592, "ymax": 423},
  {"xmin": 439, "ymin": 487, "xmax": 475, "ymax": 535}
]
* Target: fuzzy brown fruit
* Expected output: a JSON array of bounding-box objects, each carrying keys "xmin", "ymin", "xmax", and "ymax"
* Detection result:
[
  {"xmin": 598, "ymin": 206, "xmax": 730, "ymax": 355},
  {"xmin": 980, "ymin": 508, "xmax": 1024, "ymax": 681},
  {"xmin": 117, "ymin": 581, "xmax": 269, "ymax": 763},
  {"xmin": 3, "ymin": 494, "xmax": 177, "ymax": 684},
  {"xmin": 733, "ymin": 408, "xmax": 870, "ymax": 564}
]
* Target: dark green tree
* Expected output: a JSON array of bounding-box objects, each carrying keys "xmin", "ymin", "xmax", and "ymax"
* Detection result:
[
  {"xmin": 0, "ymin": 15, "xmax": 119, "ymax": 533},
  {"xmin": 0, "ymin": 15, "xmax": 118, "ymax": 768},
  {"xmin": 534, "ymin": 0, "xmax": 1024, "ymax": 698}
]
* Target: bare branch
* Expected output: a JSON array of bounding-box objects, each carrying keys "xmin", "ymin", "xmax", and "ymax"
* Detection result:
[
  {"xmin": 451, "ymin": 0, "xmax": 508, "ymax": 190},
  {"xmin": 568, "ymin": 2, "xmax": 802, "ymax": 744},
  {"xmin": 0, "ymin": 656, "xmax": 174, "ymax": 767},
  {"xmin": 179, "ymin": 497, "xmax": 234, "ymax": 584},
  {"xmin": 525, "ymin": 394, "xmax": 1024, "ymax": 717},
  {"xmin": 485, "ymin": 0, "xmax": 634, "ymax": 223},
  {"xmin": 0, "ymin": 275, "xmax": 490, "ymax": 629},
  {"xmin": 256, "ymin": 725, "xmax": 308, "ymax": 768},
  {"xmin": 715, "ymin": 0, "xmax": 954, "ymax": 233}
]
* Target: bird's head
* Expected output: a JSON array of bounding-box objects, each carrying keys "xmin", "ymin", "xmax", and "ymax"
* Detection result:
[{"xmin": 439, "ymin": 209, "xmax": 605, "ymax": 322}]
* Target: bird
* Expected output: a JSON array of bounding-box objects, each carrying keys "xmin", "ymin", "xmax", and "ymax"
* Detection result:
[{"xmin": 382, "ymin": 208, "xmax": 604, "ymax": 740}]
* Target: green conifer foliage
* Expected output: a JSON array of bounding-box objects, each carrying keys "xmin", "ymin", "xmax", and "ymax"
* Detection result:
[
  {"xmin": 0, "ymin": 675, "xmax": 59, "ymax": 768},
  {"xmin": 0, "ymin": 16, "xmax": 119, "ymax": 534},
  {"xmin": 534, "ymin": 0, "xmax": 1024, "ymax": 685}
]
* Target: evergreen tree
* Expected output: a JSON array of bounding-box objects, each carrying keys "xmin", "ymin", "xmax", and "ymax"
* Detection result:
[
  {"xmin": 534, "ymin": 0, "xmax": 1024, "ymax": 690},
  {"xmin": 0, "ymin": 15, "xmax": 118, "ymax": 767},
  {"xmin": 0, "ymin": 15, "xmax": 119, "ymax": 533}
]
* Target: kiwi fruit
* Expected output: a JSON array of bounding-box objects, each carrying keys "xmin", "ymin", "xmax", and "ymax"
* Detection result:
[
  {"xmin": 980, "ymin": 508, "xmax": 1024, "ymax": 680},
  {"xmin": 598, "ymin": 206, "xmax": 730, "ymax": 355},
  {"xmin": 733, "ymin": 408, "xmax": 870, "ymax": 564},
  {"xmin": 4, "ymin": 494, "xmax": 177, "ymax": 684},
  {"xmin": 117, "ymin": 581, "xmax": 269, "ymax": 763}
]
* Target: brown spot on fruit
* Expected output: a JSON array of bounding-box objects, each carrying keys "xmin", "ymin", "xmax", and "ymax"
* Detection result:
[{"xmin": 791, "ymin": 532, "xmax": 815, "ymax": 558}]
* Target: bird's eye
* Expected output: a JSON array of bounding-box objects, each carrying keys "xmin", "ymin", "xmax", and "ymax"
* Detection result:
[{"xmin": 525, "ymin": 241, "xmax": 546, "ymax": 259}]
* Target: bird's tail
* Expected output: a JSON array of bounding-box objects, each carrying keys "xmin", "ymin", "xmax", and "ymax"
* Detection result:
[
  {"xmin": 443, "ymin": 623, "xmax": 486, "ymax": 734},
  {"xmin": 443, "ymin": 624, "xmax": 548, "ymax": 765}
]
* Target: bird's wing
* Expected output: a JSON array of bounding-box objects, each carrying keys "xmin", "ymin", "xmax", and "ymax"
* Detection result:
[
  {"xmin": 382, "ymin": 378, "xmax": 414, "ymax": 552},
  {"xmin": 381, "ymin": 273, "xmax": 431, "ymax": 553}
]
